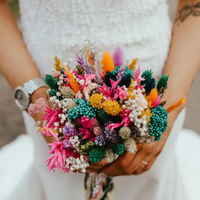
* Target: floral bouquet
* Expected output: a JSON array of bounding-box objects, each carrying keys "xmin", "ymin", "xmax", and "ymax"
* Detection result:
[{"xmin": 28, "ymin": 44, "xmax": 185, "ymax": 174}]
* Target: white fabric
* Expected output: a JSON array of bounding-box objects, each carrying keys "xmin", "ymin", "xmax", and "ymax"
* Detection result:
[{"xmin": 1, "ymin": 0, "xmax": 200, "ymax": 199}]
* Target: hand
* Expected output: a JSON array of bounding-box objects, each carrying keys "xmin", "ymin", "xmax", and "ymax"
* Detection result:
[
  {"xmin": 99, "ymin": 118, "xmax": 176, "ymax": 177},
  {"xmin": 85, "ymin": 159, "xmax": 108, "ymax": 173},
  {"xmin": 29, "ymin": 87, "xmax": 53, "ymax": 143}
]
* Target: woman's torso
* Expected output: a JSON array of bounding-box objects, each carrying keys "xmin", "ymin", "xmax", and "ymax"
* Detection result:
[{"xmin": 19, "ymin": 0, "xmax": 172, "ymax": 81}]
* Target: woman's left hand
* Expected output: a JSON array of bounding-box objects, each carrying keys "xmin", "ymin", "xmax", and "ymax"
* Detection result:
[{"xmin": 99, "ymin": 135, "xmax": 168, "ymax": 176}]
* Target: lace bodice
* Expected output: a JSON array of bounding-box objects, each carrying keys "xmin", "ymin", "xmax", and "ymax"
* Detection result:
[{"xmin": 19, "ymin": 0, "xmax": 172, "ymax": 80}]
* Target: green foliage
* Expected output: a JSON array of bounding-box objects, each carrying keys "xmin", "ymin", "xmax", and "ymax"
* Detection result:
[
  {"xmin": 157, "ymin": 75, "xmax": 169, "ymax": 92},
  {"xmin": 76, "ymin": 65, "xmax": 84, "ymax": 76},
  {"xmin": 119, "ymin": 74, "xmax": 132, "ymax": 87},
  {"xmin": 141, "ymin": 70, "xmax": 153, "ymax": 85},
  {"xmin": 113, "ymin": 143, "xmax": 125, "ymax": 155},
  {"xmin": 98, "ymin": 109, "xmax": 113, "ymax": 122},
  {"xmin": 45, "ymin": 74, "xmax": 58, "ymax": 90},
  {"xmin": 145, "ymin": 78, "xmax": 156, "ymax": 96}
]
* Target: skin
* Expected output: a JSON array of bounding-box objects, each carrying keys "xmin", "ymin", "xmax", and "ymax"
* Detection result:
[{"xmin": 0, "ymin": 0, "xmax": 199, "ymax": 176}]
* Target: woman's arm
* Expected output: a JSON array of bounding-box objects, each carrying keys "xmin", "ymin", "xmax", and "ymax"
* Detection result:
[
  {"xmin": 0, "ymin": 1, "xmax": 50, "ymax": 141},
  {"xmin": 0, "ymin": 0, "xmax": 40, "ymax": 88},
  {"xmin": 97, "ymin": 0, "xmax": 200, "ymax": 176}
]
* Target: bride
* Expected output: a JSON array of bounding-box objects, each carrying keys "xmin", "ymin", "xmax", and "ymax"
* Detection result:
[{"xmin": 0, "ymin": 0, "xmax": 200, "ymax": 199}]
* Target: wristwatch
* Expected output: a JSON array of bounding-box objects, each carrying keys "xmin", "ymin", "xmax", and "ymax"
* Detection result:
[{"xmin": 14, "ymin": 78, "xmax": 47, "ymax": 110}]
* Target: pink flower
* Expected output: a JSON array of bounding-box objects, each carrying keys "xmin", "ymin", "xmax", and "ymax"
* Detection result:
[
  {"xmin": 43, "ymin": 107, "xmax": 62, "ymax": 128},
  {"xmin": 51, "ymin": 71, "xmax": 61, "ymax": 78},
  {"xmin": 79, "ymin": 128, "xmax": 95, "ymax": 141},
  {"xmin": 28, "ymin": 98, "xmax": 47, "ymax": 117},
  {"xmin": 114, "ymin": 87, "xmax": 128, "ymax": 100},
  {"xmin": 78, "ymin": 117, "xmax": 93, "ymax": 129},
  {"xmin": 46, "ymin": 140, "xmax": 72, "ymax": 173},
  {"xmin": 151, "ymin": 94, "xmax": 162, "ymax": 108}
]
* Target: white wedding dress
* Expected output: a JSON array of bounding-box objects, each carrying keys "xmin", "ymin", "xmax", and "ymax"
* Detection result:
[{"xmin": 1, "ymin": 0, "xmax": 200, "ymax": 200}]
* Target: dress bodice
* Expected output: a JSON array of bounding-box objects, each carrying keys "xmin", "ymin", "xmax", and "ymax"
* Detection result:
[{"xmin": 19, "ymin": 0, "xmax": 172, "ymax": 80}]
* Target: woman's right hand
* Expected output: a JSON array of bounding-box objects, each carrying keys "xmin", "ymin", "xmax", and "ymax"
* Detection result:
[{"xmin": 29, "ymin": 87, "xmax": 53, "ymax": 144}]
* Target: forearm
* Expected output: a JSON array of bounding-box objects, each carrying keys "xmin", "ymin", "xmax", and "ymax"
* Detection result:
[
  {"xmin": 162, "ymin": 0, "xmax": 200, "ymax": 112},
  {"xmin": 0, "ymin": 1, "xmax": 40, "ymax": 89}
]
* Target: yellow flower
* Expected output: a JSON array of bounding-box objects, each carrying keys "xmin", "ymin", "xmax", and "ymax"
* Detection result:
[
  {"xmin": 54, "ymin": 57, "xmax": 62, "ymax": 71},
  {"xmin": 102, "ymin": 100, "xmax": 122, "ymax": 116},
  {"xmin": 140, "ymin": 108, "xmax": 153, "ymax": 123},
  {"xmin": 129, "ymin": 58, "xmax": 138, "ymax": 71},
  {"xmin": 89, "ymin": 94, "xmax": 104, "ymax": 109}
]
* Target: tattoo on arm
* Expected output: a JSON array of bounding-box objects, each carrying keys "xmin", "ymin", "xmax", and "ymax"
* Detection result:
[{"xmin": 175, "ymin": 2, "xmax": 200, "ymax": 24}]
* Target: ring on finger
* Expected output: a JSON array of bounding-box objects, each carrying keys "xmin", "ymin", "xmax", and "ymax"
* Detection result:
[{"xmin": 142, "ymin": 160, "xmax": 148, "ymax": 165}]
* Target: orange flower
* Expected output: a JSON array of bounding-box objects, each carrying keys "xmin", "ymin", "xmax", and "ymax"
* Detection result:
[{"xmin": 101, "ymin": 52, "xmax": 115, "ymax": 76}]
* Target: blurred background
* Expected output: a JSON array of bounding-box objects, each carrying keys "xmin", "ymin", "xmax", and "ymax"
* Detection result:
[{"xmin": 0, "ymin": 0, "xmax": 200, "ymax": 149}]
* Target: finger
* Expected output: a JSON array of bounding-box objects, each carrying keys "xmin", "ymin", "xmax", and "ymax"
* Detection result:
[
  {"xmin": 100, "ymin": 151, "xmax": 136, "ymax": 176},
  {"xmin": 87, "ymin": 159, "xmax": 108, "ymax": 171},
  {"xmin": 139, "ymin": 154, "xmax": 159, "ymax": 174},
  {"xmin": 132, "ymin": 154, "xmax": 152, "ymax": 175},
  {"xmin": 112, "ymin": 147, "xmax": 147, "ymax": 176}
]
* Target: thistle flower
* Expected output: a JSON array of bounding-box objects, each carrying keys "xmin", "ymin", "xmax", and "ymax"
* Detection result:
[
  {"xmin": 113, "ymin": 143, "xmax": 125, "ymax": 155},
  {"xmin": 124, "ymin": 137, "xmax": 137, "ymax": 153},
  {"xmin": 119, "ymin": 127, "xmax": 131, "ymax": 140},
  {"xmin": 60, "ymin": 86, "xmax": 75, "ymax": 99},
  {"xmin": 105, "ymin": 149, "xmax": 115, "ymax": 163},
  {"xmin": 89, "ymin": 147, "xmax": 105, "ymax": 163}
]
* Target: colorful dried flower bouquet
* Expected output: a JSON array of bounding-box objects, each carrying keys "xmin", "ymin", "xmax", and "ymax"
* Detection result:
[{"xmin": 28, "ymin": 45, "xmax": 186, "ymax": 174}]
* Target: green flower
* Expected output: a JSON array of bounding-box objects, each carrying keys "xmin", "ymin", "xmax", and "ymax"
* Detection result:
[
  {"xmin": 113, "ymin": 143, "xmax": 125, "ymax": 155},
  {"xmin": 89, "ymin": 147, "xmax": 105, "ymax": 163}
]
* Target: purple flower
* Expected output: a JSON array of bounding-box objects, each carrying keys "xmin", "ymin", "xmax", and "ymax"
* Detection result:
[
  {"xmin": 62, "ymin": 140, "xmax": 72, "ymax": 149},
  {"xmin": 130, "ymin": 125, "xmax": 139, "ymax": 137},
  {"xmin": 84, "ymin": 61, "xmax": 94, "ymax": 74},
  {"xmin": 77, "ymin": 54, "xmax": 84, "ymax": 70},
  {"xmin": 116, "ymin": 66, "xmax": 125, "ymax": 80},
  {"xmin": 112, "ymin": 45, "xmax": 124, "ymax": 67},
  {"xmin": 104, "ymin": 127, "xmax": 121, "ymax": 144},
  {"xmin": 63, "ymin": 124, "xmax": 78, "ymax": 137},
  {"xmin": 95, "ymin": 134, "xmax": 107, "ymax": 146}
]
